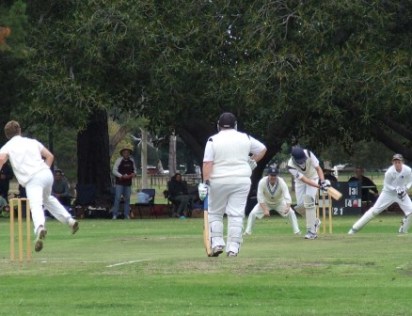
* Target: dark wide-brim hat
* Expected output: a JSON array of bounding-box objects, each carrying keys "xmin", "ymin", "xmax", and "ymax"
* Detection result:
[{"xmin": 120, "ymin": 148, "xmax": 133, "ymax": 155}]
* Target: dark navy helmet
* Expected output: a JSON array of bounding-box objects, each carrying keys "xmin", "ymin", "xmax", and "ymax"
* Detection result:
[{"xmin": 291, "ymin": 146, "xmax": 307, "ymax": 164}]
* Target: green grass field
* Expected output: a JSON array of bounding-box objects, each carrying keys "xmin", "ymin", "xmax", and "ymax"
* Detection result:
[{"xmin": 1, "ymin": 214, "xmax": 411, "ymax": 316}]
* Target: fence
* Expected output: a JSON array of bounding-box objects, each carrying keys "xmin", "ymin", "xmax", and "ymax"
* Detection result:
[{"xmin": 134, "ymin": 174, "xmax": 202, "ymax": 190}]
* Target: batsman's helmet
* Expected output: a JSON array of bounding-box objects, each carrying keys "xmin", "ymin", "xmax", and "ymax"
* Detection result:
[
  {"xmin": 291, "ymin": 146, "xmax": 307, "ymax": 164},
  {"xmin": 217, "ymin": 112, "xmax": 237, "ymax": 130}
]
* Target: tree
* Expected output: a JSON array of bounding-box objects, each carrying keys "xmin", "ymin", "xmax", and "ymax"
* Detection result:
[{"xmin": 10, "ymin": 0, "xmax": 412, "ymax": 202}]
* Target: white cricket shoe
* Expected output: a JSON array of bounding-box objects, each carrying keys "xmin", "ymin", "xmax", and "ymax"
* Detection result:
[
  {"xmin": 71, "ymin": 221, "xmax": 79, "ymax": 235},
  {"xmin": 35, "ymin": 226, "xmax": 47, "ymax": 252},
  {"xmin": 243, "ymin": 231, "xmax": 251, "ymax": 236},
  {"xmin": 348, "ymin": 228, "xmax": 357, "ymax": 235},
  {"xmin": 399, "ymin": 217, "xmax": 407, "ymax": 234},
  {"xmin": 212, "ymin": 245, "xmax": 224, "ymax": 257},
  {"xmin": 304, "ymin": 231, "xmax": 318, "ymax": 240},
  {"xmin": 227, "ymin": 251, "xmax": 237, "ymax": 257}
]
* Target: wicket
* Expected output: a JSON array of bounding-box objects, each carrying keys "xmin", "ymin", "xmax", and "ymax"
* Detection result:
[
  {"xmin": 317, "ymin": 191, "xmax": 333, "ymax": 233},
  {"xmin": 9, "ymin": 198, "xmax": 31, "ymax": 262}
]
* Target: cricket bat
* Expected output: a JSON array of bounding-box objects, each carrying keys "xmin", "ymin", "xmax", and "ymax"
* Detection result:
[
  {"xmin": 203, "ymin": 195, "xmax": 212, "ymax": 257},
  {"xmin": 327, "ymin": 186, "xmax": 342, "ymax": 201}
]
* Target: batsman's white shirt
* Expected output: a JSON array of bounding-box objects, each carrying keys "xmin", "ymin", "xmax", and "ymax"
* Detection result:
[
  {"xmin": 287, "ymin": 149, "xmax": 319, "ymax": 182},
  {"xmin": 0, "ymin": 135, "xmax": 49, "ymax": 186}
]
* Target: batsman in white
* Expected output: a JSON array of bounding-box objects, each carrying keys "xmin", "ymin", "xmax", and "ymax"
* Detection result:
[
  {"xmin": 201, "ymin": 112, "xmax": 267, "ymax": 257},
  {"xmin": 287, "ymin": 146, "xmax": 329, "ymax": 240},
  {"xmin": 348, "ymin": 154, "xmax": 412, "ymax": 234},
  {"xmin": 0, "ymin": 120, "xmax": 79, "ymax": 252},
  {"xmin": 244, "ymin": 166, "xmax": 300, "ymax": 235}
]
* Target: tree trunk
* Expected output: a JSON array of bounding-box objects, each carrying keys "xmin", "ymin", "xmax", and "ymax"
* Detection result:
[
  {"xmin": 140, "ymin": 128, "xmax": 148, "ymax": 188},
  {"xmin": 77, "ymin": 109, "xmax": 112, "ymax": 206},
  {"xmin": 168, "ymin": 132, "xmax": 177, "ymax": 176}
]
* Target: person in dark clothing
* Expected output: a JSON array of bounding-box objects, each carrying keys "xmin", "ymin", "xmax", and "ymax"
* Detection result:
[
  {"xmin": 52, "ymin": 169, "xmax": 72, "ymax": 210},
  {"xmin": 0, "ymin": 162, "xmax": 13, "ymax": 202},
  {"xmin": 111, "ymin": 148, "xmax": 136, "ymax": 220},
  {"xmin": 168, "ymin": 173, "xmax": 192, "ymax": 219},
  {"xmin": 348, "ymin": 167, "xmax": 379, "ymax": 209}
]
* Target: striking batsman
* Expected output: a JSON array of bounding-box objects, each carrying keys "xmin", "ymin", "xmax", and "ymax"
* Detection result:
[
  {"xmin": 287, "ymin": 146, "xmax": 329, "ymax": 239},
  {"xmin": 348, "ymin": 154, "xmax": 412, "ymax": 234},
  {"xmin": 201, "ymin": 112, "xmax": 266, "ymax": 257},
  {"xmin": 244, "ymin": 167, "xmax": 300, "ymax": 235}
]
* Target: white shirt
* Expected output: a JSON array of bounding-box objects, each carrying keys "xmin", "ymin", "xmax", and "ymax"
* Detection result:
[
  {"xmin": 203, "ymin": 129, "xmax": 266, "ymax": 184},
  {"xmin": 0, "ymin": 135, "xmax": 49, "ymax": 186},
  {"xmin": 383, "ymin": 164, "xmax": 412, "ymax": 193},
  {"xmin": 287, "ymin": 149, "xmax": 319, "ymax": 182},
  {"xmin": 257, "ymin": 176, "xmax": 291, "ymax": 206}
]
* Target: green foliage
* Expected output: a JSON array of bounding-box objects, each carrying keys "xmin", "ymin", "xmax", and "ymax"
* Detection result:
[{"xmin": 1, "ymin": 0, "xmax": 411, "ymax": 189}]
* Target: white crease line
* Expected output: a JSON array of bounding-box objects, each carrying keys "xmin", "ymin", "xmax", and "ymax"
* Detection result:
[{"xmin": 106, "ymin": 259, "xmax": 148, "ymax": 268}]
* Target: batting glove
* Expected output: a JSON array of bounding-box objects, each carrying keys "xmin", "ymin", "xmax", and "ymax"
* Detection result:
[
  {"xmin": 248, "ymin": 157, "xmax": 257, "ymax": 171},
  {"xmin": 198, "ymin": 182, "xmax": 209, "ymax": 201},
  {"xmin": 396, "ymin": 186, "xmax": 407, "ymax": 200},
  {"xmin": 319, "ymin": 179, "xmax": 331, "ymax": 192}
]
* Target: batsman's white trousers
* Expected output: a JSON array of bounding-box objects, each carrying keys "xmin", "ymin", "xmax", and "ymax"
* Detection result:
[
  {"xmin": 208, "ymin": 181, "xmax": 250, "ymax": 254},
  {"xmin": 25, "ymin": 168, "xmax": 74, "ymax": 234},
  {"xmin": 295, "ymin": 179, "xmax": 319, "ymax": 233},
  {"xmin": 245, "ymin": 201, "xmax": 300, "ymax": 234},
  {"xmin": 352, "ymin": 191, "xmax": 412, "ymax": 231}
]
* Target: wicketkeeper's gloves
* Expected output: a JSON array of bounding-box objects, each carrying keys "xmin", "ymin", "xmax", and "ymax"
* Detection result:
[{"xmin": 396, "ymin": 186, "xmax": 407, "ymax": 200}]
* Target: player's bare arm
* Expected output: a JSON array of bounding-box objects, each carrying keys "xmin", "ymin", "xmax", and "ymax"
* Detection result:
[
  {"xmin": 251, "ymin": 148, "xmax": 267, "ymax": 163},
  {"xmin": 260, "ymin": 203, "xmax": 270, "ymax": 216},
  {"xmin": 41, "ymin": 147, "xmax": 54, "ymax": 168},
  {"xmin": 315, "ymin": 166, "xmax": 325, "ymax": 184},
  {"xmin": 202, "ymin": 161, "xmax": 213, "ymax": 182},
  {"xmin": 0, "ymin": 153, "xmax": 8, "ymax": 169}
]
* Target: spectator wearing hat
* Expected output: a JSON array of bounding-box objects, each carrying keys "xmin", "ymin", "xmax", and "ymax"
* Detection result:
[
  {"xmin": 349, "ymin": 154, "xmax": 412, "ymax": 234},
  {"xmin": 112, "ymin": 148, "xmax": 136, "ymax": 219},
  {"xmin": 244, "ymin": 167, "xmax": 300, "ymax": 235}
]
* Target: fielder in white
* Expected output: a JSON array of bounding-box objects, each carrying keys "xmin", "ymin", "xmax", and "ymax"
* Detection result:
[
  {"xmin": 349, "ymin": 154, "xmax": 412, "ymax": 234},
  {"xmin": 0, "ymin": 120, "xmax": 79, "ymax": 252},
  {"xmin": 244, "ymin": 167, "xmax": 300, "ymax": 235},
  {"xmin": 202, "ymin": 112, "xmax": 267, "ymax": 257},
  {"xmin": 287, "ymin": 146, "xmax": 329, "ymax": 240}
]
